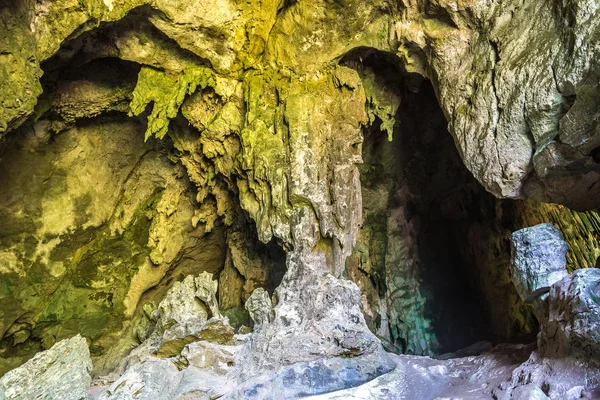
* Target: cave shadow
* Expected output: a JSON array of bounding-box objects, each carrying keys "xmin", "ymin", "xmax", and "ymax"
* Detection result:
[{"xmin": 342, "ymin": 47, "xmax": 499, "ymax": 355}]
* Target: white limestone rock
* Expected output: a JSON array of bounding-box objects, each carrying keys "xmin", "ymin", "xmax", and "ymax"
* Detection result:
[
  {"xmin": 510, "ymin": 223, "xmax": 569, "ymax": 302},
  {"xmin": 244, "ymin": 287, "xmax": 273, "ymax": 327},
  {"xmin": 0, "ymin": 335, "xmax": 92, "ymax": 400},
  {"xmin": 541, "ymin": 268, "xmax": 600, "ymax": 359}
]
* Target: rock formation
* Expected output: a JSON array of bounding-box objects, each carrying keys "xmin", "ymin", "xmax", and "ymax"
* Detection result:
[
  {"xmin": 511, "ymin": 223, "xmax": 570, "ymax": 306},
  {"xmin": 0, "ymin": 335, "xmax": 91, "ymax": 400},
  {"xmin": 1, "ymin": 0, "xmax": 600, "ymax": 398}
]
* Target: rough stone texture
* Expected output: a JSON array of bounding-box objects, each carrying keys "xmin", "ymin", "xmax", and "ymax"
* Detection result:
[
  {"xmin": 245, "ymin": 288, "xmax": 273, "ymax": 327},
  {"xmin": 0, "ymin": 114, "xmax": 188, "ymax": 371},
  {"xmin": 491, "ymin": 260, "xmax": 600, "ymax": 399},
  {"xmin": 98, "ymin": 359, "xmax": 182, "ymax": 400},
  {"xmin": 48, "ymin": 58, "xmax": 139, "ymax": 126},
  {"xmin": 451, "ymin": 198, "xmax": 600, "ymax": 343},
  {"xmin": 3, "ymin": 0, "xmax": 600, "ymax": 211},
  {"xmin": 0, "ymin": 335, "xmax": 91, "ymax": 400},
  {"xmin": 0, "ymin": 113, "xmax": 229, "ymax": 375},
  {"xmin": 346, "ymin": 61, "xmax": 600, "ymax": 357},
  {"xmin": 515, "ymin": 202, "xmax": 600, "ymax": 272},
  {"xmin": 181, "ymin": 340, "xmax": 237, "ymax": 374},
  {"xmin": 419, "ymin": 0, "xmax": 600, "ymax": 210},
  {"xmin": 94, "ymin": 354, "xmax": 243, "ymax": 400},
  {"xmin": 0, "ymin": 0, "xmax": 42, "ymax": 135},
  {"xmin": 225, "ymin": 66, "xmax": 396, "ymax": 392},
  {"xmin": 301, "ymin": 343, "xmax": 535, "ymax": 400},
  {"xmin": 235, "ymin": 254, "xmax": 396, "ymax": 389},
  {"xmin": 495, "ymin": 351, "xmax": 600, "ymax": 400},
  {"xmin": 85, "ymin": 263, "xmax": 600, "ymax": 399},
  {"xmin": 90, "ymin": 273, "xmax": 244, "ymax": 400},
  {"xmin": 228, "ymin": 353, "xmax": 396, "ymax": 399},
  {"xmin": 346, "ymin": 72, "xmax": 496, "ymax": 357},
  {"xmin": 540, "ymin": 268, "xmax": 600, "ymax": 359},
  {"xmin": 0, "ymin": 108, "xmax": 285, "ymax": 376},
  {"xmin": 2, "ymin": 0, "xmax": 600, "ymax": 397},
  {"xmin": 106, "ymin": 272, "xmax": 234, "ymax": 377},
  {"xmin": 511, "ymin": 223, "xmax": 570, "ymax": 302}
]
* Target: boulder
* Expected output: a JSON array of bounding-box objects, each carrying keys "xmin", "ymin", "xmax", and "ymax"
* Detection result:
[
  {"xmin": 0, "ymin": 335, "xmax": 92, "ymax": 400},
  {"xmin": 541, "ymin": 268, "xmax": 600, "ymax": 359},
  {"xmin": 511, "ymin": 223, "xmax": 569, "ymax": 303},
  {"xmin": 92, "ymin": 273, "xmax": 242, "ymax": 399},
  {"xmin": 245, "ymin": 288, "xmax": 273, "ymax": 327}
]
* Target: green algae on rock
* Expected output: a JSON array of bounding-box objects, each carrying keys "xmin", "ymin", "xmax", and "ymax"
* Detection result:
[{"xmin": 129, "ymin": 66, "xmax": 216, "ymax": 140}]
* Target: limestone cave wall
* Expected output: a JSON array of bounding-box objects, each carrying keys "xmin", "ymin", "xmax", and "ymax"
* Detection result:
[
  {"xmin": 1, "ymin": 0, "xmax": 600, "ymax": 397},
  {"xmin": 0, "ymin": 104, "xmax": 286, "ymax": 376}
]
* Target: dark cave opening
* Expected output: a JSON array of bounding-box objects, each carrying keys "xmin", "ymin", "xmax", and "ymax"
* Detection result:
[
  {"xmin": 396, "ymin": 80, "xmax": 495, "ymax": 355},
  {"xmin": 342, "ymin": 48, "xmax": 503, "ymax": 356},
  {"xmin": 340, "ymin": 47, "xmax": 600, "ymax": 359}
]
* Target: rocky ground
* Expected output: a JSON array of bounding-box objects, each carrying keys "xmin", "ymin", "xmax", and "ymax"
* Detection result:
[{"xmin": 2, "ymin": 224, "xmax": 600, "ymax": 399}]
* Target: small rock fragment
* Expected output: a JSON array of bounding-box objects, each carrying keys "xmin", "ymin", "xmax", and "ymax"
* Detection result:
[{"xmin": 245, "ymin": 288, "xmax": 273, "ymax": 327}]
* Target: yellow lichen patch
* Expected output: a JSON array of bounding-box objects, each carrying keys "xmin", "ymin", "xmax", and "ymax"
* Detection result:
[
  {"xmin": 0, "ymin": 251, "xmax": 24, "ymax": 277},
  {"xmin": 40, "ymin": 188, "xmax": 76, "ymax": 236},
  {"xmin": 48, "ymin": 261, "xmax": 66, "ymax": 278},
  {"xmin": 33, "ymin": 238, "xmax": 62, "ymax": 269}
]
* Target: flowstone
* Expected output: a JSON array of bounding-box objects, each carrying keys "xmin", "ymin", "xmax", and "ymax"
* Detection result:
[{"xmin": 233, "ymin": 251, "xmax": 396, "ymax": 396}]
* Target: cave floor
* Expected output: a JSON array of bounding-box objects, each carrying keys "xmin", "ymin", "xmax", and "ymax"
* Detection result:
[{"xmin": 309, "ymin": 343, "xmax": 534, "ymax": 400}]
